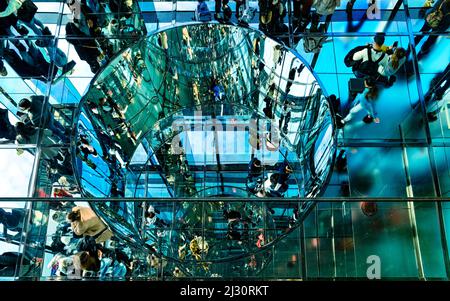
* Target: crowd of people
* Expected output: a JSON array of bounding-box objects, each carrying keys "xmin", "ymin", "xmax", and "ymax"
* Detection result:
[
  {"xmin": 0, "ymin": 94, "xmax": 75, "ymax": 196},
  {"xmin": 329, "ymin": 0, "xmax": 448, "ymax": 128},
  {"xmin": 246, "ymin": 158, "xmax": 295, "ymax": 197},
  {"xmin": 0, "ymin": 0, "xmax": 76, "ymax": 81},
  {"xmin": 1, "ymin": 0, "xmax": 449, "ymax": 279},
  {"xmin": 65, "ymin": 0, "xmax": 143, "ymax": 74},
  {"xmin": 41, "ymin": 204, "xmax": 145, "ymax": 278},
  {"xmin": 0, "ymin": 0, "xmax": 143, "ymax": 81}
]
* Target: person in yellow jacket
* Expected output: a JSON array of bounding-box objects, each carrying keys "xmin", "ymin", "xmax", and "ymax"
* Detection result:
[
  {"xmin": 189, "ymin": 236, "xmax": 209, "ymax": 261},
  {"xmin": 67, "ymin": 206, "xmax": 113, "ymax": 243}
]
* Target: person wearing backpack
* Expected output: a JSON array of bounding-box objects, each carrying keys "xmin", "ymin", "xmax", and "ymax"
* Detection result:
[
  {"xmin": 414, "ymin": 0, "xmax": 449, "ymax": 59},
  {"xmin": 312, "ymin": 0, "xmax": 340, "ymax": 16},
  {"xmin": 303, "ymin": 14, "xmax": 329, "ymax": 53},
  {"xmin": 349, "ymin": 33, "xmax": 386, "ymax": 79},
  {"xmin": 221, "ymin": 0, "xmax": 232, "ymax": 21},
  {"xmin": 67, "ymin": 206, "xmax": 113, "ymax": 244}
]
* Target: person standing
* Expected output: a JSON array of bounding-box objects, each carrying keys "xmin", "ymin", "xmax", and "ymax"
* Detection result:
[
  {"xmin": 425, "ymin": 63, "xmax": 449, "ymax": 121},
  {"xmin": 274, "ymin": 162, "xmax": 293, "ymax": 192},
  {"xmin": 279, "ymin": 100, "xmax": 294, "ymax": 134},
  {"xmin": 0, "ymin": 107, "xmax": 16, "ymax": 142},
  {"xmin": 343, "ymin": 80, "xmax": 380, "ymax": 124},
  {"xmin": 67, "ymin": 206, "xmax": 113, "ymax": 243},
  {"xmin": 414, "ymin": 0, "xmax": 450, "ymax": 59},
  {"xmin": 18, "ymin": 96, "xmax": 67, "ymax": 142},
  {"xmin": 351, "ymin": 33, "xmax": 386, "ymax": 79},
  {"xmin": 0, "ymin": 0, "xmax": 17, "ymax": 37},
  {"xmin": 0, "ymin": 207, "xmax": 26, "ymax": 242},
  {"xmin": 377, "ymin": 47, "xmax": 407, "ymax": 87}
]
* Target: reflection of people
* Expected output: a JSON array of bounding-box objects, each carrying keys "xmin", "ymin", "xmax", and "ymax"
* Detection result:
[
  {"xmin": 189, "ymin": 236, "xmax": 209, "ymax": 260},
  {"xmin": 293, "ymin": 0, "xmax": 314, "ymax": 31},
  {"xmin": 48, "ymin": 253, "xmax": 80, "ymax": 277},
  {"xmin": 425, "ymin": 63, "xmax": 450, "ymax": 121},
  {"xmin": 279, "ymin": 100, "xmax": 294, "ymax": 134},
  {"xmin": 256, "ymin": 232, "xmax": 264, "ymax": 248},
  {"xmin": 272, "ymin": 44, "xmax": 283, "ymax": 66},
  {"xmin": 274, "ymin": 162, "xmax": 293, "ymax": 192},
  {"xmin": 0, "ymin": 107, "xmax": 16, "ymax": 142},
  {"xmin": 414, "ymin": 0, "xmax": 450, "ymax": 59},
  {"xmin": 173, "ymin": 266, "xmax": 185, "ymax": 278},
  {"xmin": 67, "ymin": 206, "xmax": 113, "ymax": 243},
  {"xmin": 65, "ymin": 22, "xmax": 102, "ymax": 74},
  {"xmin": 263, "ymin": 83, "xmax": 277, "ymax": 119},
  {"xmin": 77, "ymin": 135, "xmax": 98, "ymax": 161},
  {"xmin": 285, "ymin": 67, "xmax": 298, "ymax": 93},
  {"xmin": 18, "ymin": 96, "xmax": 67, "ymax": 142},
  {"xmin": 213, "ymin": 81, "xmax": 225, "ymax": 101},
  {"xmin": 145, "ymin": 205, "xmax": 169, "ymax": 228},
  {"xmin": 312, "ymin": 0, "xmax": 340, "ymax": 16},
  {"xmin": 0, "ymin": 208, "xmax": 26, "ymax": 242},
  {"xmin": 343, "ymin": 80, "xmax": 380, "ymax": 124},
  {"xmin": 0, "ymin": 252, "xmax": 31, "ymax": 276},
  {"xmin": 248, "ymin": 157, "xmax": 263, "ymax": 180}
]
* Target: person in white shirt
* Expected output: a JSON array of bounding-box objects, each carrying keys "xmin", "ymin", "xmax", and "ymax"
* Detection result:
[
  {"xmin": 352, "ymin": 33, "xmax": 386, "ymax": 78},
  {"xmin": 377, "ymin": 47, "xmax": 407, "ymax": 86},
  {"xmin": 352, "ymin": 34, "xmax": 385, "ymax": 62},
  {"xmin": 145, "ymin": 205, "xmax": 169, "ymax": 228}
]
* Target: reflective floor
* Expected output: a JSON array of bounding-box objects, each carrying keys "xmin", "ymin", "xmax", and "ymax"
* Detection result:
[{"xmin": 1, "ymin": 0, "xmax": 450, "ymax": 280}]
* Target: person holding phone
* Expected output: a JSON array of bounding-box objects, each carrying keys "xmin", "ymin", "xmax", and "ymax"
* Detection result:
[{"xmin": 377, "ymin": 47, "xmax": 407, "ymax": 87}]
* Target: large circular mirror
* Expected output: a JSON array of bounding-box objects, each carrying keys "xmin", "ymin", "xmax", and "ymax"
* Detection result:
[{"xmin": 72, "ymin": 23, "xmax": 337, "ymax": 270}]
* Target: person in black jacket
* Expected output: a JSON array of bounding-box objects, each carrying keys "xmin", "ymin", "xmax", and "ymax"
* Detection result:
[
  {"xmin": 248, "ymin": 157, "xmax": 263, "ymax": 181},
  {"xmin": 0, "ymin": 252, "xmax": 31, "ymax": 276},
  {"xmin": 292, "ymin": 0, "xmax": 314, "ymax": 32},
  {"xmin": 425, "ymin": 63, "xmax": 450, "ymax": 121},
  {"xmin": 18, "ymin": 96, "xmax": 67, "ymax": 142},
  {"xmin": 0, "ymin": 208, "xmax": 26, "ymax": 242},
  {"xmin": 0, "ymin": 107, "xmax": 16, "ymax": 142},
  {"xmin": 0, "ymin": 41, "xmax": 59, "ymax": 81},
  {"xmin": 66, "ymin": 22, "xmax": 102, "ymax": 74},
  {"xmin": 274, "ymin": 162, "xmax": 293, "ymax": 192},
  {"xmin": 0, "ymin": 0, "xmax": 16, "ymax": 76}
]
